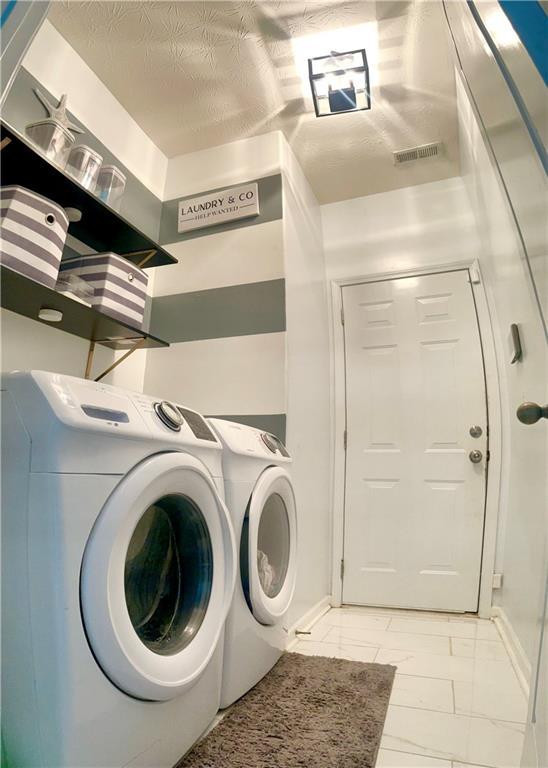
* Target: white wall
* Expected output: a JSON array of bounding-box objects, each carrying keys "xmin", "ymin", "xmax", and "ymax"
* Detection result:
[
  {"xmin": 456, "ymin": 75, "xmax": 547, "ymax": 670},
  {"xmin": 144, "ymin": 332, "xmax": 286, "ymax": 416},
  {"xmin": 1, "ymin": 21, "xmax": 163, "ymax": 390},
  {"xmin": 281, "ymin": 137, "xmax": 332, "ymax": 626},
  {"xmin": 152, "ymin": 220, "xmax": 284, "ymax": 295},
  {"xmin": 322, "ymin": 175, "xmax": 482, "ymax": 282},
  {"xmin": 0, "ymin": 310, "xmax": 112, "ymax": 378},
  {"xmin": 163, "ymin": 132, "xmax": 281, "ymax": 201}
]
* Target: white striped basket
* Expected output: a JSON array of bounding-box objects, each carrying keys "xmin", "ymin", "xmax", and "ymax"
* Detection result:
[
  {"xmin": 0, "ymin": 185, "xmax": 69, "ymax": 289},
  {"xmin": 59, "ymin": 252, "xmax": 149, "ymax": 328}
]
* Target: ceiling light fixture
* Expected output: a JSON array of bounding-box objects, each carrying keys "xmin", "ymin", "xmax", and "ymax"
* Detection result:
[{"xmin": 308, "ymin": 49, "xmax": 370, "ymax": 117}]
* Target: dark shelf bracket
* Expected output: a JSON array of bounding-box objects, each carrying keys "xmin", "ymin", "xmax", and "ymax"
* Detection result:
[{"xmin": 85, "ymin": 337, "xmax": 146, "ymax": 382}]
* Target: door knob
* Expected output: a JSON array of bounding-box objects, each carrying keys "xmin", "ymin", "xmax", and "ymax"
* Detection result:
[
  {"xmin": 469, "ymin": 450, "xmax": 483, "ymax": 463},
  {"xmin": 516, "ymin": 402, "xmax": 548, "ymax": 425}
]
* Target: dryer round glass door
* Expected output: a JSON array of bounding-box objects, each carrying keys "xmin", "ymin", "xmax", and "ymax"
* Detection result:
[
  {"xmin": 242, "ymin": 466, "xmax": 297, "ymax": 625},
  {"xmin": 256, "ymin": 493, "xmax": 290, "ymax": 598},
  {"xmin": 80, "ymin": 452, "xmax": 236, "ymax": 702}
]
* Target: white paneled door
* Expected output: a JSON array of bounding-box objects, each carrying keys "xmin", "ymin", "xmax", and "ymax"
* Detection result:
[{"xmin": 342, "ymin": 270, "xmax": 488, "ymax": 612}]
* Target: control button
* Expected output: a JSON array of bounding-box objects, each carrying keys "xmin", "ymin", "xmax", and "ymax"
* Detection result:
[
  {"xmin": 260, "ymin": 433, "xmax": 279, "ymax": 453},
  {"xmin": 154, "ymin": 401, "xmax": 184, "ymax": 431}
]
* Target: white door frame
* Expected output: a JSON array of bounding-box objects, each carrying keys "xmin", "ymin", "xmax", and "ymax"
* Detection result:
[{"xmin": 330, "ymin": 259, "xmax": 502, "ymax": 618}]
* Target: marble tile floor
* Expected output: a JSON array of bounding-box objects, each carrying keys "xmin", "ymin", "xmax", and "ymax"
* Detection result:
[{"xmin": 292, "ymin": 605, "xmax": 528, "ymax": 768}]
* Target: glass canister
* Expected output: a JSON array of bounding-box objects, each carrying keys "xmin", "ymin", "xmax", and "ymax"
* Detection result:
[
  {"xmin": 95, "ymin": 164, "xmax": 127, "ymax": 210},
  {"xmin": 66, "ymin": 145, "xmax": 103, "ymax": 190},
  {"xmin": 25, "ymin": 119, "xmax": 75, "ymax": 167}
]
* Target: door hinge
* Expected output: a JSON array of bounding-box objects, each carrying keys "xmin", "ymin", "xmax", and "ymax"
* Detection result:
[
  {"xmin": 340, "ymin": 559, "xmax": 345, "ymax": 581},
  {"xmin": 343, "ymin": 429, "xmax": 347, "ymax": 450},
  {"xmin": 492, "ymin": 572, "xmax": 503, "ymax": 589},
  {"xmin": 340, "ymin": 305, "xmax": 345, "ymax": 326}
]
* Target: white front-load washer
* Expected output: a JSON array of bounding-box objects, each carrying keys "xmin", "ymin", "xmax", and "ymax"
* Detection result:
[
  {"xmin": 1, "ymin": 371, "xmax": 236, "ymax": 768},
  {"xmin": 208, "ymin": 419, "xmax": 297, "ymax": 709}
]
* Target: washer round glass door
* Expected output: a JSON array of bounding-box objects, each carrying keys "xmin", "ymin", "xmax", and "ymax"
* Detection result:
[
  {"xmin": 245, "ymin": 466, "xmax": 297, "ymax": 625},
  {"xmin": 81, "ymin": 452, "xmax": 236, "ymax": 701}
]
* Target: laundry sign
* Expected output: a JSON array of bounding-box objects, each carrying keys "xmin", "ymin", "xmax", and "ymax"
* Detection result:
[{"xmin": 177, "ymin": 182, "xmax": 260, "ymax": 233}]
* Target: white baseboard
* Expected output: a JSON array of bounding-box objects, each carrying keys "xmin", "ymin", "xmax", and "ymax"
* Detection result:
[
  {"xmin": 491, "ymin": 605, "xmax": 531, "ymax": 697},
  {"xmin": 285, "ymin": 595, "xmax": 332, "ymax": 650}
]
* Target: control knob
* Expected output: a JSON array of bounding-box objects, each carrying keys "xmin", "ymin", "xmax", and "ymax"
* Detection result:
[{"xmin": 154, "ymin": 400, "xmax": 184, "ymax": 431}]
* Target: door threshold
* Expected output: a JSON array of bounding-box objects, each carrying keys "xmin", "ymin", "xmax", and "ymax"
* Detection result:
[{"xmin": 340, "ymin": 603, "xmax": 480, "ymax": 619}]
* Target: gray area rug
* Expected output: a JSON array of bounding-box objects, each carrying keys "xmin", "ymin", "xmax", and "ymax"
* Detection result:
[{"xmin": 176, "ymin": 651, "xmax": 396, "ymax": 768}]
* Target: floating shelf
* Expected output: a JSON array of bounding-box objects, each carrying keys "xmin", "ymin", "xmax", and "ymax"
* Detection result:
[
  {"xmin": 0, "ymin": 266, "xmax": 168, "ymax": 351},
  {"xmin": 0, "ymin": 121, "xmax": 175, "ymax": 269}
]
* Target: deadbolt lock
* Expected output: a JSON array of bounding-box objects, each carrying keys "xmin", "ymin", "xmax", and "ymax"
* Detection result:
[
  {"xmin": 469, "ymin": 450, "xmax": 483, "ymax": 464},
  {"xmin": 469, "ymin": 425, "xmax": 482, "ymax": 438}
]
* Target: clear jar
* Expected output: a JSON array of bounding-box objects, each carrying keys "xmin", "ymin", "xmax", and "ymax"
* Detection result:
[
  {"xmin": 25, "ymin": 119, "xmax": 75, "ymax": 167},
  {"xmin": 66, "ymin": 145, "xmax": 103, "ymax": 190},
  {"xmin": 95, "ymin": 164, "xmax": 127, "ymax": 211}
]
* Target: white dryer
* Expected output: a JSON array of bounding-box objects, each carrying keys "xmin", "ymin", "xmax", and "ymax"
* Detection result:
[
  {"xmin": 1, "ymin": 371, "xmax": 236, "ymax": 768},
  {"xmin": 208, "ymin": 419, "xmax": 297, "ymax": 708}
]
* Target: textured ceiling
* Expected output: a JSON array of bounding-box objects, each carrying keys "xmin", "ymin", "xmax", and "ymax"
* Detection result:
[{"xmin": 48, "ymin": 1, "xmax": 460, "ymax": 203}]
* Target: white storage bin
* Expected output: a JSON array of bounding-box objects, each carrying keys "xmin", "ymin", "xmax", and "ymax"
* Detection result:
[
  {"xmin": 1, "ymin": 185, "xmax": 69, "ymax": 288},
  {"xmin": 66, "ymin": 145, "xmax": 103, "ymax": 190},
  {"xmin": 59, "ymin": 252, "xmax": 148, "ymax": 328},
  {"xmin": 95, "ymin": 164, "xmax": 126, "ymax": 210}
]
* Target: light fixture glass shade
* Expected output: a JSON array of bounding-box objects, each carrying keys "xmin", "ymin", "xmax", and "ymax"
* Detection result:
[{"xmin": 308, "ymin": 49, "xmax": 370, "ymax": 117}]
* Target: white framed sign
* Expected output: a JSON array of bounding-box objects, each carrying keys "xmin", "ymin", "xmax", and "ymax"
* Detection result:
[{"xmin": 178, "ymin": 183, "xmax": 260, "ymax": 233}]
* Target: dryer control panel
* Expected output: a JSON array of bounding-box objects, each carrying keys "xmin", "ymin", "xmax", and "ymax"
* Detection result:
[
  {"xmin": 260, "ymin": 432, "xmax": 290, "ymax": 457},
  {"xmin": 208, "ymin": 418, "xmax": 291, "ymax": 461}
]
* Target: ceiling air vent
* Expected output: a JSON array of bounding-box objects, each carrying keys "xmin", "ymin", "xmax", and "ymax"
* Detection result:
[{"xmin": 393, "ymin": 142, "xmax": 442, "ymax": 165}]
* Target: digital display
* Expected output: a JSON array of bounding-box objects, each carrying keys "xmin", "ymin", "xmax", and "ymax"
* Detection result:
[{"xmin": 81, "ymin": 405, "xmax": 129, "ymax": 423}]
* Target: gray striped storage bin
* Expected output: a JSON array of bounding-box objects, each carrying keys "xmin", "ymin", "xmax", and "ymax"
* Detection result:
[
  {"xmin": 1, "ymin": 185, "xmax": 69, "ymax": 289},
  {"xmin": 59, "ymin": 252, "xmax": 149, "ymax": 328}
]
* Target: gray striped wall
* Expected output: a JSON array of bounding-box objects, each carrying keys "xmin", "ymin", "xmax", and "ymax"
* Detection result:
[
  {"xmin": 149, "ymin": 278, "xmax": 285, "ymax": 343},
  {"xmin": 207, "ymin": 414, "xmax": 287, "ymax": 442},
  {"xmin": 149, "ymin": 172, "xmax": 287, "ymax": 436}
]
